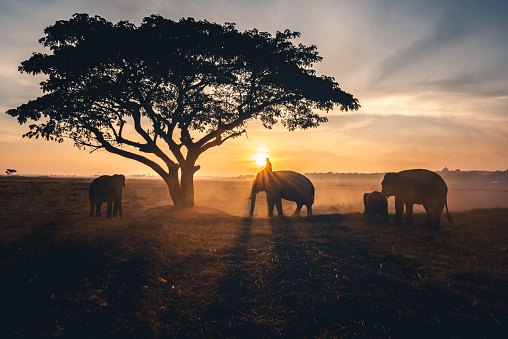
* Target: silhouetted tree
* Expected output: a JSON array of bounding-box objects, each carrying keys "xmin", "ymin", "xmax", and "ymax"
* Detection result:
[
  {"xmin": 6, "ymin": 14, "xmax": 359, "ymax": 208},
  {"xmin": 5, "ymin": 169, "xmax": 17, "ymax": 176}
]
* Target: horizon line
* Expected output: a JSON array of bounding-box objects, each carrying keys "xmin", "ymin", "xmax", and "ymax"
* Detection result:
[{"xmin": 2, "ymin": 169, "xmax": 507, "ymax": 179}]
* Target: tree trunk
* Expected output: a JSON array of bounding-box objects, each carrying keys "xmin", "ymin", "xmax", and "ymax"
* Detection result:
[
  {"xmin": 164, "ymin": 169, "xmax": 184, "ymax": 208},
  {"xmin": 181, "ymin": 164, "xmax": 200, "ymax": 208}
]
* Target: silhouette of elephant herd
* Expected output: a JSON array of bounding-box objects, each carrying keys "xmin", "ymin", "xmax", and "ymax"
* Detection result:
[{"xmin": 89, "ymin": 168, "xmax": 453, "ymax": 228}]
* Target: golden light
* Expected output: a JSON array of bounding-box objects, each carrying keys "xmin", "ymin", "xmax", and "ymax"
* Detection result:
[{"xmin": 253, "ymin": 152, "xmax": 269, "ymax": 167}]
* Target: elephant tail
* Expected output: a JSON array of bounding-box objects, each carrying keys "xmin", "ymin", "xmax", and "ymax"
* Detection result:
[{"xmin": 445, "ymin": 199, "xmax": 453, "ymax": 223}]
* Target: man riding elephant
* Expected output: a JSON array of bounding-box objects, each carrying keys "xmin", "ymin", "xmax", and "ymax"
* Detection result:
[{"xmin": 249, "ymin": 169, "xmax": 314, "ymax": 217}]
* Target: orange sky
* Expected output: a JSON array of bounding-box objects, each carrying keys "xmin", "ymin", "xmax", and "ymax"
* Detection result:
[{"xmin": 1, "ymin": 0, "xmax": 508, "ymax": 177}]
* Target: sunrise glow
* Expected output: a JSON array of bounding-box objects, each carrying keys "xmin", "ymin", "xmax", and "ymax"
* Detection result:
[
  {"xmin": 1, "ymin": 1, "xmax": 508, "ymax": 177},
  {"xmin": 253, "ymin": 152, "xmax": 269, "ymax": 167}
]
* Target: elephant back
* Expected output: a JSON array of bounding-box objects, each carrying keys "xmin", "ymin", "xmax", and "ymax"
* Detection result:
[
  {"xmin": 400, "ymin": 169, "xmax": 447, "ymax": 190},
  {"xmin": 89, "ymin": 175, "xmax": 121, "ymax": 199},
  {"xmin": 271, "ymin": 170, "xmax": 314, "ymax": 203},
  {"xmin": 397, "ymin": 169, "xmax": 448, "ymax": 203}
]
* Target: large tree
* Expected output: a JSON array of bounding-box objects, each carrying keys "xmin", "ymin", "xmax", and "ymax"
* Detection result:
[{"xmin": 7, "ymin": 14, "xmax": 359, "ymax": 208}]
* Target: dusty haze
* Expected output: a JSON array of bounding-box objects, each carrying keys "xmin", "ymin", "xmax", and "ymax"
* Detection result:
[{"xmin": 115, "ymin": 171, "xmax": 508, "ymax": 218}]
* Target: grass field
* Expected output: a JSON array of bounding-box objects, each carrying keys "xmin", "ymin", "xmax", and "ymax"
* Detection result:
[{"xmin": 0, "ymin": 176, "xmax": 507, "ymax": 338}]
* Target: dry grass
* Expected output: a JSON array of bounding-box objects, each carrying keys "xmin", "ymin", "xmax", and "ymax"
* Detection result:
[{"xmin": 0, "ymin": 176, "xmax": 507, "ymax": 338}]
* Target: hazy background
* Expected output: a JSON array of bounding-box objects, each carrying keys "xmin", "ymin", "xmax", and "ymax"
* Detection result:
[
  {"xmin": 112, "ymin": 173, "xmax": 508, "ymax": 217},
  {"xmin": 1, "ymin": 0, "xmax": 508, "ymax": 176}
]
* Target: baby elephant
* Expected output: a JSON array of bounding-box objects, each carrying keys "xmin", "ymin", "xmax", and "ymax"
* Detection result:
[{"xmin": 363, "ymin": 191, "xmax": 389, "ymax": 225}]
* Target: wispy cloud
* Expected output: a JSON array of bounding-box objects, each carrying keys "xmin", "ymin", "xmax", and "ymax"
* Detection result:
[{"xmin": 373, "ymin": 0, "xmax": 508, "ymax": 96}]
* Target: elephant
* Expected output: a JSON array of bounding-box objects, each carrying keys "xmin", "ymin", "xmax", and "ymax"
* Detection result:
[
  {"xmin": 381, "ymin": 169, "xmax": 453, "ymax": 228},
  {"xmin": 249, "ymin": 170, "xmax": 314, "ymax": 217},
  {"xmin": 89, "ymin": 174, "xmax": 125, "ymax": 219},
  {"xmin": 363, "ymin": 191, "xmax": 389, "ymax": 225}
]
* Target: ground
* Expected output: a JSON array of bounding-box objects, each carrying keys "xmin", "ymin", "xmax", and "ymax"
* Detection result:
[{"xmin": 0, "ymin": 177, "xmax": 507, "ymax": 338}]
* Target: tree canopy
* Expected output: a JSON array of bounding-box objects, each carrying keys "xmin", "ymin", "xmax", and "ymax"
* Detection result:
[{"xmin": 7, "ymin": 13, "xmax": 359, "ymax": 208}]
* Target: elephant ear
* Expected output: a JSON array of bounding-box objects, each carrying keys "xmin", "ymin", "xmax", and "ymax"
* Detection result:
[
  {"xmin": 383, "ymin": 173, "xmax": 397, "ymax": 184},
  {"xmin": 114, "ymin": 174, "xmax": 126, "ymax": 188},
  {"xmin": 381, "ymin": 173, "xmax": 397, "ymax": 196}
]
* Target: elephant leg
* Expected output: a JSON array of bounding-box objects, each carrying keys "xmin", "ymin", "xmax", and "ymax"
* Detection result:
[
  {"xmin": 423, "ymin": 204, "xmax": 434, "ymax": 227},
  {"xmin": 306, "ymin": 204, "xmax": 312, "ymax": 216},
  {"xmin": 267, "ymin": 196, "xmax": 275, "ymax": 217},
  {"xmin": 405, "ymin": 203, "xmax": 414, "ymax": 225},
  {"xmin": 89, "ymin": 202, "xmax": 95, "ymax": 217},
  {"xmin": 382, "ymin": 210, "xmax": 390, "ymax": 225},
  {"xmin": 106, "ymin": 201, "xmax": 113, "ymax": 218},
  {"xmin": 113, "ymin": 200, "xmax": 118, "ymax": 217},
  {"xmin": 394, "ymin": 197, "xmax": 404, "ymax": 224},
  {"xmin": 292, "ymin": 203, "xmax": 303, "ymax": 216},
  {"xmin": 113, "ymin": 195, "xmax": 123, "ymax": 218},
  {"xmin": 275, "ymin": 198, "xmax": 284, "ymax": 216},
  {"xmin": 96, "ymin": 203, "xmax": 102, "ymax": 217},
  {"xmin": 433, "ymin": 201, "xmax": 445, "ymax": 228}
]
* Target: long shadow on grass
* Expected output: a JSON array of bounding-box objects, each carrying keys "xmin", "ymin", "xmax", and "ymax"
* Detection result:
[
  {"xmin": 200, "ymin": 216, "xmax": 343, "ymax": 336},
  {"xmin": 267, "ymin": 215, "xmax": 507, "ymax": 338},
  {"xmin": 199, "ymin": 218, "xmax": 253, "ymax": 326},
  {"xmin": 216, "ymin": 217, "xmax": 253, "ymax": 294},
  {"xmin": 199, "ymin": 214, "xmax": 507, "ymax": 338}
]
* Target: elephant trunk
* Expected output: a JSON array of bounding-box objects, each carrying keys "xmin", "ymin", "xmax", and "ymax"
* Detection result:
[
  {"xmin": 249, "ymin": 183, "xmax": 259, "ymax": 216},
  {"xmin": 249, "ymin": 194, "xmax": 256, "ymax": 216}
]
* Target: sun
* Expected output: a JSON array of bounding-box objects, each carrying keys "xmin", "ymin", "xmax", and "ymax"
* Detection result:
[{"xmin": 253, "ymin": 152, "xmax": 269, "ymax": 167}]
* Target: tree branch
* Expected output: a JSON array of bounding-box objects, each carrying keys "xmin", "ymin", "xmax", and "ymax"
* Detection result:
[
  {"xmin": 195, "ymin": 94, "xmax": 298, "ymax": 148},
  {"xmin": 131, "ymin": 85, "xmax": 181, "ymax": 169},
  {"xmin": 200, "ymin": 129, "xmax": 246, "ymax": 153},
  {"xmin": 87, "ymin": 125, "xmax": 172, "ymax": 178}
]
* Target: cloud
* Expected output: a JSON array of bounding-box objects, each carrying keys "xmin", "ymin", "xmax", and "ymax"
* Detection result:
[
  {"xmin": 1, "ymin": 0, "xmax": 508, "ymax": 175},
  {"xmin": 372, "ymin": 0, "xmax": 508, "ymax": 97}
]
